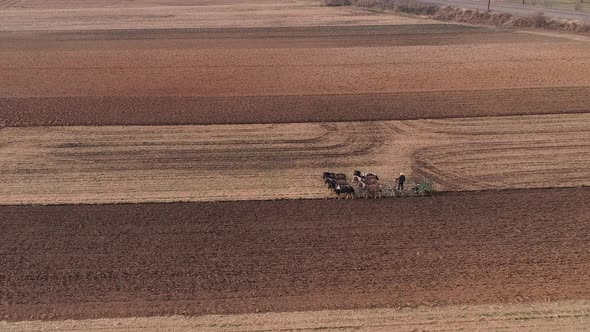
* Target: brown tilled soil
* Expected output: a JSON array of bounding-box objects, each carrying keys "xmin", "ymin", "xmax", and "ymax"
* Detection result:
[
  {"xmin": 2, "ymin": 24, "xmax": 590, "ymax": 126},
  {"xmin": 6, "ymin": 26, "xmax": 574, "ymax": 98},
  {"xmin": 1, "ymin": 88, "xmax": 589, "ymax": 126},
  {"xmin": 1, "ymin": 187, "xmax": 590, "ymax": 321}
]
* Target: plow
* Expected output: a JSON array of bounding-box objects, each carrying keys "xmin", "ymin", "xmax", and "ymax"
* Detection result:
[
  {"xmin": 382, "ymin": 180, "xmax": 434, "ymax": 197},
  {"xmin": 323, "ymin": 170, "xmax": 434, "ymax": 199}
]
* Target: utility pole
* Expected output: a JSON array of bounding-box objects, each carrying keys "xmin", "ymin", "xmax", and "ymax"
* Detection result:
[{"xmin": 488, "ymin": 0, "xmax": 491, "ymax": 11}]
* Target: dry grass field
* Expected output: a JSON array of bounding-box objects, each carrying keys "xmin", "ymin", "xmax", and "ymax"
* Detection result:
[
  {"xmin": 0, "ymin": 0, "xmax": 432, "ymax": 31},
  {"xmin": 1, "ymin": 113, "xmax": 589, "ymax": 204},
  {"xmin": 3, "ymin": 301, "xmax": 590, "ymax": 331},
  {"xmin": 2, "ymin": 0, "xmax": 590, "ymax": 330}
]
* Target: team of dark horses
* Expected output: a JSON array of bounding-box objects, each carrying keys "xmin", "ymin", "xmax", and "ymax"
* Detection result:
[{"xmin": 322, "ymin": 170, "xmax": 382, "ymax": 199}]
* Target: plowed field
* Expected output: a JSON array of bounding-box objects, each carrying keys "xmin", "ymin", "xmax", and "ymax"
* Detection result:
[
  {"xmin": 3, "ymin": 87, "xmax": 590, "ymax": 127},
  {"xmin": 2, "ymin": 0, "xmax": 590, "ymax": 330},
  {"xmin": 1, "ymin": 187, "xmax": 590, "ymax": 321},
  {"xmin": 2, "ymin": 23, "xmax": 590, "ymax": 127}
]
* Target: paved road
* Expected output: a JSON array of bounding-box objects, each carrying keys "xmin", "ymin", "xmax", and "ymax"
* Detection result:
[{"xmin": 423, "ymin": 0, "xmax": 590, "ymax": 21}]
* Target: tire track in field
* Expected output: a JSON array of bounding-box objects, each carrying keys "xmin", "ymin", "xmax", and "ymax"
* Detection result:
[
  {"xmin": 0, "ymin": 122, "xmax": 389, "ymax": 204},
  {"xmin": 0, "ymin": 0, "xmax": 20, "ymax": 9},
  {"xmin": 45, "ymin": 122, "xmax": 385, "ymax": 172},
  {"xmin": 411, "ymin": 115, "xmax": 590, "ymax": 190}
]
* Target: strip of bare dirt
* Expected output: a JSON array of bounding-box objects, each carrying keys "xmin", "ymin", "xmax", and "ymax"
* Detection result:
[
  {"xmin": 1, "ymin": 187, "xmax": 589, "ymax": 321},
  {"xmin": 0, "ymin": 25, "xmax": 502, "ymax": 53},
  {"xmin": 0, "ymin": 24, "xmax": 487, "ymax": 43},
  {"xmin": 2, "ymin": 87, "xmax": 590, "ymax": 126}
]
